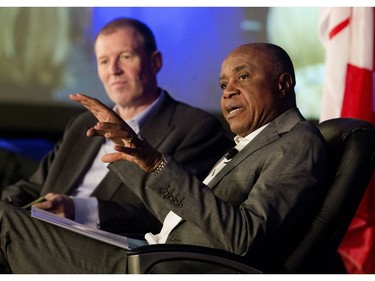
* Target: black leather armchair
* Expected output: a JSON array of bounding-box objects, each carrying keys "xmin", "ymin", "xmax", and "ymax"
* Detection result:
[{"xmin": 126, "ymin": 118, "xmax": 375, "ymax": 274}]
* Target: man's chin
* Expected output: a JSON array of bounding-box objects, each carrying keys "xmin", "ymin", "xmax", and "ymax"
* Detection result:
[{"xmin": 108, "ymin": 92, "xmax": 132, "ymax": 103}]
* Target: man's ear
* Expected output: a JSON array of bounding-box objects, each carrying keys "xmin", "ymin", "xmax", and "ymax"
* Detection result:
[
  {"xmin": 151, "ymin": 51, "xmax": 162, "ymax": 74},
  {"xmin": 277, "ymin": 73, "xmax": 294, "ymax": 99}
]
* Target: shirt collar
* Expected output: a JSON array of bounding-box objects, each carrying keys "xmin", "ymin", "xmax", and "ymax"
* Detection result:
[
  {"xmin": 233, "ymin": 123, "xmax": 269, "ymax": 152},
  {"xmin": 112, "ymin": 89, "xmax": 166, "ymax": 134}
]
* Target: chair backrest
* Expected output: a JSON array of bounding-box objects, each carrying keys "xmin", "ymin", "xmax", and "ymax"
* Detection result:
[
  {"xmin": 283, "ymin": 118, "xmax": 375, "ymax": 273},
  {"xmin": 126, "ymin": 117, "xmax": 375, "ymax": 274}
]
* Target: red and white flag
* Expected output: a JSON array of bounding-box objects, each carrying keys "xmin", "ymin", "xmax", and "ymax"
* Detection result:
[{"xmin": 319, "ymin": 7, "xmax": 375, "ymax": 273}]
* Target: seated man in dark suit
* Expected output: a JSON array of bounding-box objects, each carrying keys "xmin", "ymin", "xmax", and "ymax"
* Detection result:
[
  {"xmin": 0, "ymin": 18, "xmax": 233, "ymax": 236},
  {"xmin": 0, "ymin": 43, "xmax": 327, "ymax": 273}
]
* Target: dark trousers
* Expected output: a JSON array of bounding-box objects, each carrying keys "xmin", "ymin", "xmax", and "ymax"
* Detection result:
[{"xmin": 0, "ymin": 202, "xmax": 127, "ymax": 273}]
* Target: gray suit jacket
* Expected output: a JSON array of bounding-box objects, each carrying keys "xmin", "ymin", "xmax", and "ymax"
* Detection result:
[
  {"xmin": 2, "ymin": 91, "xmax": 234, "ymax": 235},
  {"xmin": 109, "ymin": 108, "xmax": 328, "ymax": 271}
]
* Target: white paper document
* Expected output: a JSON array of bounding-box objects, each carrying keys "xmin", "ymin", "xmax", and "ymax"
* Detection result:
[{"xmin": 30, "ymin": 206, "xmax": 130, "ymax": 250}]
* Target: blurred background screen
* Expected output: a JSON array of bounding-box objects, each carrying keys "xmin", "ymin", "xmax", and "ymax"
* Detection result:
[
  {"xmin": 0, "ymin": 7, "xmax": 325, "ymax": 119},
  {"xmin": 0, "ymin": 7, "xmax": 325, "ymax": 160}
]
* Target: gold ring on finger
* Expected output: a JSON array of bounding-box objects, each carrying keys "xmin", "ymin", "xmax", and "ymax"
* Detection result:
[{"xmin": 125, "ymin": 134, "xmax": 134, "ymax": 143}]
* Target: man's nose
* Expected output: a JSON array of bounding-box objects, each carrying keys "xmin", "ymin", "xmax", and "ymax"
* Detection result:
[
  {"xmin": 110, "ymin": 59, "xmax": 123, "ymax": 75},
  {"xmin": 223, "ymin": 82, "xmax": 239, "ymax": 99}
]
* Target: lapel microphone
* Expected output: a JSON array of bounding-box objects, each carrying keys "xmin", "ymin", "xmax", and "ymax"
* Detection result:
[
  {"xmin": 210, "ymin": 147, "xmax": 238, "ymax": 177},
  {"xmin": 224, "ymin": 147, "xmax": 238, "ymax": 160}
]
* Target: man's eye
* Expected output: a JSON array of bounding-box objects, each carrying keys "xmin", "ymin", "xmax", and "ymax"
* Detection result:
[
  {"xmin": 239, "ymin": 74, "xmax": 248, "ymax": 80},
  {"xmin": 220, "ymin": 82, "xmax": 227, "ymax": 89},
  {"xmin": 121, "ymin": 54, "xmax": 131, "ymax": 60}
]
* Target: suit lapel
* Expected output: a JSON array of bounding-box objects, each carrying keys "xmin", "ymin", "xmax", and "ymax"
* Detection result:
[
  {"xmin": 91, "ymin": 171, "xmax": 122, "ymax": 199},
  {"xmin": 206, "ymin": 108, "xmax": 305, "ymax": 189},
  {"xmin": 139, "ymin": 93, "xmax": 176, "ymax": 148},
  {"xmin": 206, "ymin": 123, "xmax": 280, "ymax": 188},
  {"xmin": 55, "ymin": 121, "xmax": 105, "ymax": 194}
]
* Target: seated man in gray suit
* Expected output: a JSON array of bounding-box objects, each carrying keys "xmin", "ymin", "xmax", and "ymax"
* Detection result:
[
  {"xmin": 0, "ymin": 43, "xmax": 327, "ymax": 273},
  {"xmin": 0, "ymin": 17, "xmax": 233, "ymax": 237}
]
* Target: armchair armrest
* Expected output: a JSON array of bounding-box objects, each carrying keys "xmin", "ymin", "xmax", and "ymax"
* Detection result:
[{"xmin": 127, "ymin": 244, "xmax": 262, "ymax": 274}]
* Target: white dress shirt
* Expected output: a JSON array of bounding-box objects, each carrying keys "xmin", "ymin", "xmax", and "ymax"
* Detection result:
[{"xmin": 145, "ymin": 123, "xmax": 269, "ymax": 244}]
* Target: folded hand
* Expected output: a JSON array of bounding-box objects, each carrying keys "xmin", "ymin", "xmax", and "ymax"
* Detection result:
[{"xmin": 33, "ymin": 193, "xmax": 75, "ymax": 220}]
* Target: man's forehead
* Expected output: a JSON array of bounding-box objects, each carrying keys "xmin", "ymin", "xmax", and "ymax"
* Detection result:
[
  {"xmin": 95, "ymin": 28, "xmax": 143, "ymax": 52},
  {"xmin": 227, "ymin": 46, "xmax": 268, "ymax": 65},
  {"xmin": 221, "ymin": 54, "xmax": 256, "ymax": 71},
  {"xmin": 97, "ymin": 27, "xmax": 138, "ymax": 43}
]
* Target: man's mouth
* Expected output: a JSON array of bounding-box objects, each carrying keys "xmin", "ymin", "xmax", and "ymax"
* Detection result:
[
  {"xmin": 227, "ymin": 106, "xmax": 243, "ymax": 116},
  {"xmin": 111, "ymin": 80, "xmax": 127, "ymax": 87}
]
